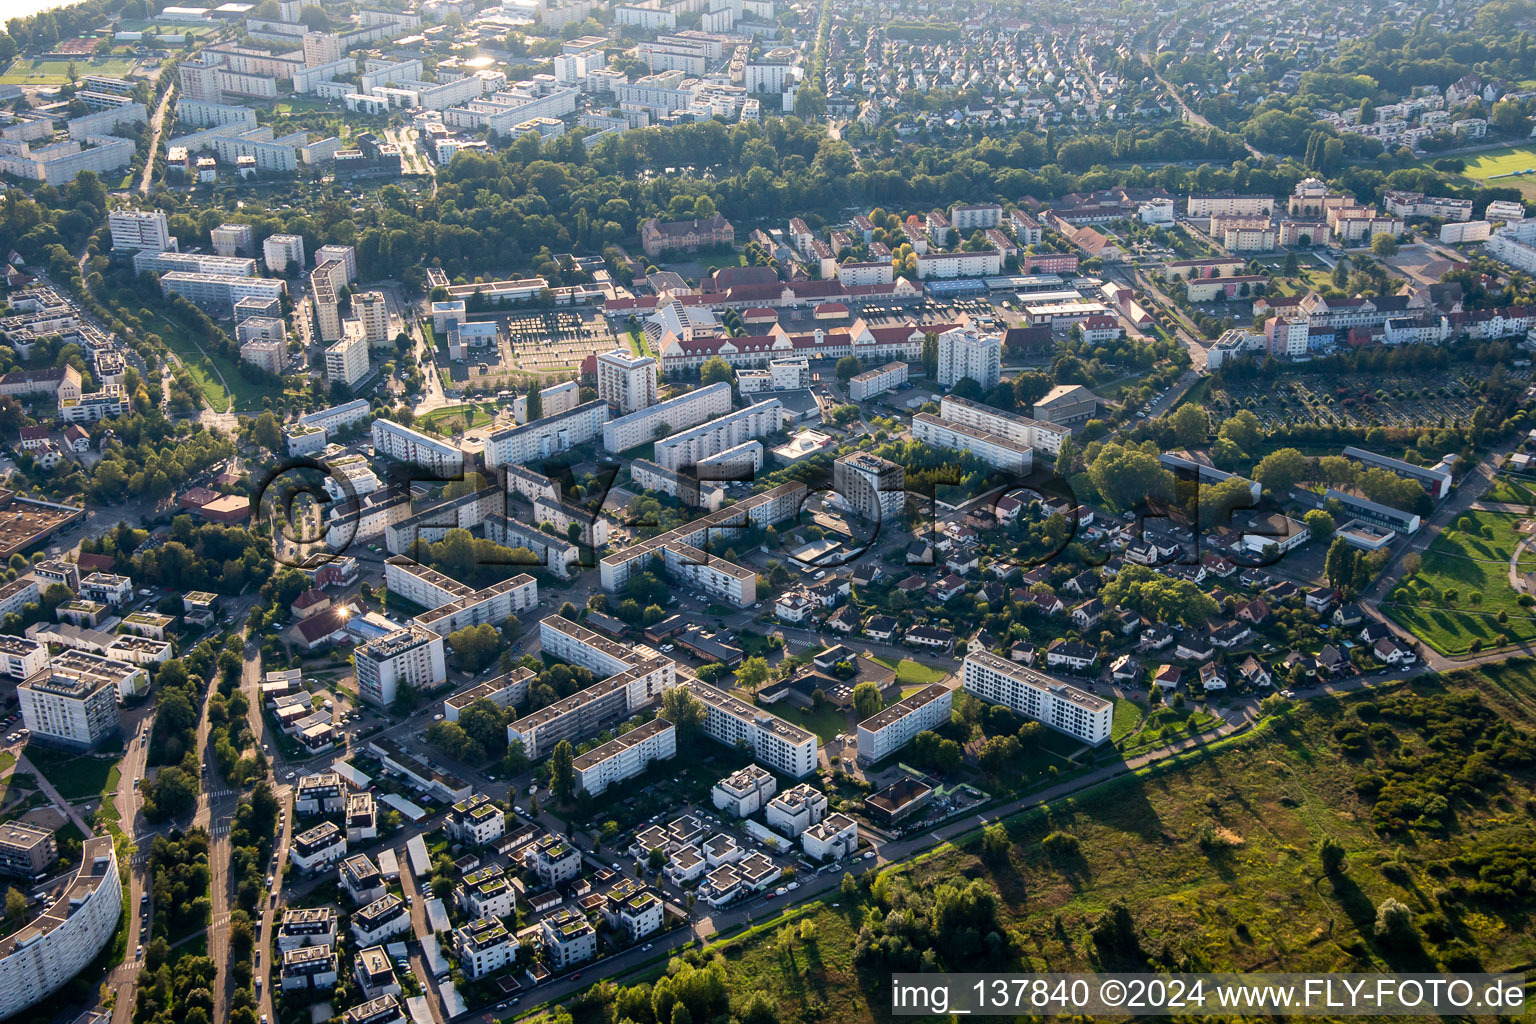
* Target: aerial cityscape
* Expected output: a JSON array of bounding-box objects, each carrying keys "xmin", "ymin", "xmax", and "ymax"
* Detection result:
[{"xmin": 0, "ymin": 0, "xmax": 1529, "ymax": 1021}]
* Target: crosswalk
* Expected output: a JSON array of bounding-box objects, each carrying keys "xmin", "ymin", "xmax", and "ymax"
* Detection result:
[
  {"xmin": 201, "ymin": 787, "xmax": 236, "ymax": 802},
  {"xmin": 210, "ymin": 823, "xmax": 231, "ymax": 836}
]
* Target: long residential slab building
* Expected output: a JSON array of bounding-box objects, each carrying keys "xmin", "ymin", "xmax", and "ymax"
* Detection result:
[
  {"xmin": 855, "ymin": 682, "xmax": 954, "ymax": 763},
  {"xmin": 960, "ymin": 651, "xmax": 1112, "ymax": 745}
]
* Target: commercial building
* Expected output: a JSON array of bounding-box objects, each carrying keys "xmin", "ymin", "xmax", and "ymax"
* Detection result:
[
  {"xmin": 936, "ymin": 327, "xmax": 1001, "ymax": 389},
  {"xmin": 352, "ymin": 624, "xmax": 446, "ymax": 707},
  {"xmin": 912, "ymin": 413, "xmax": 1032, "ymax": 473},
  {"xmin": 596, "ymin": 349, "xmax": 659, "ymax": 414},
  {"xmin": 847, "ymin": 360, "xmax": 908, "ymax": 401},
  {"xmin": 855, "ymin": 683, "xmax": 952, "ymax": 763},
  {"xmin": 833, "ymin": 451, "xmax": 905, "ymax": 523},
  {"xmin": 371, "ymin": 418, "xmax": 464, "ymax": 477},
  {"xmin": 961, "ymin": 651, "xmax": 1112, "ymax": 745},
  {"xmin": 602, "ymin": 381, "xmax": 733, "ymax": 452},
  {"xmin": 653, "ymin": 399, "xmax": 782, "ymax": 473},
  {"xmin": 686, "ymin": 679, "xmax": 819, "ymax": 777},
  {"xmin": 0, "ymin": 837, "xmax": 120, "ymax": 1019},
  {"xmin": 572, "ymin": 718, "xmax": 677, "ymax": 796}
]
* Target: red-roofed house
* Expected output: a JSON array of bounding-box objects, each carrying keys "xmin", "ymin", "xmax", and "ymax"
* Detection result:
[
  {"xmin": 18, "ymin": 426, "xmax": 47, "ymax": 450},
  {"xmin": 291, "ymin": 588, "xmax": 332, "ymax": 621},
  {"xmin": 1080, "ymin": 315, "xmax": 1124, "ymax": 343}
]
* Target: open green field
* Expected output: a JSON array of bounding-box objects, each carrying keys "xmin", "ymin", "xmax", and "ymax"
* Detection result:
[
  {"xmin": 418, "ymin": 403, "xmax": 493, "ymax": 435},
  {"xmin": 1115, "ymin": 703, "xmax": 1222, "ymax": 757},
  {"xmin": 1423, "ymin": 144, "xmax": 1536, "ymax": 200},
  {"xmin": 529, "ymin": 662, "xmax": 1536, "ymax": 1024},
  {"xmin": 870, "ymin": 655, "xmax": 949, "ymax": 685},
  {"xmin": 24, "ymin": 745, "xmax": 116, "ymax": 801},
  {"xmin": 1110, "ymin": 698, "xmax": 1144, "ymax": 742},
  {"xmin": 1488, "ymin": 471, "xmax": 1536, "ymax": 506},
  {"xmin": 1385, "ymin": 509, "xmax": 1536, "ymax": 654},
  {"xmin": 118, "ymin": 20, "xmax": 218, "ymax": 37},
  {"xmin": 772, "ymin": 701, "xmax": 848, "ymax": 744},
  {"xmin": 153, "ymin": 314, "xmax": 265, "ymax": 413},
  {"xmin": 0, "ymin": 56, "xmax": 137, "ymax": 85}
]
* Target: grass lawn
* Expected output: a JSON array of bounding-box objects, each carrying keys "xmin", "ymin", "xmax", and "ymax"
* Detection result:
[
  {"xmin": 1115, "ymin": 704, "xmax": 1221, "ymax": 757},
  {"xmin": 1488, "ymin": 472, "xmax": 1536, "ymax": 505},
  {"xmin": 153, "ymin": 314, "xmax": 266, "ymax": 413},
  {"xmin": 24, "ymin": 745, "xmax": 116, "ymax": 801},
  {"xmin": 418, "ymin": 403, "xmax": 491, "ymax": 435},
  {"xmin": 1385, "ymin": 510, "xmax": 1536, "ymax": 654},
  {"xmin": 1419, "ymin": 144, "xmax": 1536, "ymax": 200},
  {"xmin": 772, "ymin": 701, "xmax": 849, "ymax": 744},
  {"xmin": 1110, "ymin": 698, "xmax": 1144, "ymax": 742},
  {"xmin": 870, "ymin": 655, "xmax": 950, "ymax": 685},
  {"xmin": 0, "ymin": 56, "xmax": 137, "ymax": 85}
]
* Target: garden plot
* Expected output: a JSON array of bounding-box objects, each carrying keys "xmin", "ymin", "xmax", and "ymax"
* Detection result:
[{"xmin": 1205, "ymin": 370, "xmax": 1497, "ymax": 430}]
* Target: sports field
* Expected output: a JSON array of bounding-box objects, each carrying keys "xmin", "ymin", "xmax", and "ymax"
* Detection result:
[
  {"xmin": 1430, "ymin": 144, "xmax": 1536, "ymax": 199},
  {"xmin": 0, "ymin": 56, "xmax": 137, "ymax": 85}
]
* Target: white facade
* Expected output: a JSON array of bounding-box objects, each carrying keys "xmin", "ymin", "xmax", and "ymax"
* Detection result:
[
  {"xmin": 938, "ymin": 395, "xmax": 1070, "ymax": 457},
  {"xmin": 371, "ymin": 418, "xmax": 465, "ymax": 476},
  {"xmin": 711, "ymin": 764, "xmax": 777, "ymax": 817},
  {"xmin": 653, "ymin": 399, "xmax": 783, "ymax": 473},
  {"xmin": 572, "ymin": 718, "xmax": 676, "ymax": 796},
  {"xmin": 0, "ymin": 837, "xmax": 120, "ymax": 1020},
  {"xmin": 912, "ymin": 413, "xmax": 1032, "ymax": 473},
  {"xmin": 602, "ymin": 381, "xmax": 733, "ymax": 452},
  {"xmin": 936, "ymin": 327, "xmax": 1001, "ymax": 389},
  {"xmin": 961, "ymin": 651, "xmax": 1112, "ymax": 745},
  {"xmin": 848, "ymin": 361, "xmax": 908, "ymax": 401},
  {"xmin": 482, "ymin": 401, "xmax": 609, "ymax": 468},
  {"xmin": 325, "ymin": 330, "xmax": 370, "ymax": 389},
  {"xmin": 352, "ymin": 624, "xmax": 446, "ymax": 707},
  {"xmin": 108, "ymin": 209, "xmax": 173, "ymax": 252},
  {"xmin": 764, "ymin": 783, "xmax": 828, "ymax": 837},
  {"xmin": 800, "ymin": 812, "xmax": 858, "ymax": 861},
  {"xmin": 687, "ymin": 680, "xmax": 819, "ymax": 777},
  {"xmin": 19, "ymin": 665, "xmax": 123, "ymax": 749},
  {"xmin": 264, "ymin": 233, "xmax": 306, "ymax": 273},
  {"xmin": 855, "ymin": 683, "xmax": 952, "ymax": 763},
  {"xmin": 596, "ymin": 348, "xmax": 659, "ymax": 414}
]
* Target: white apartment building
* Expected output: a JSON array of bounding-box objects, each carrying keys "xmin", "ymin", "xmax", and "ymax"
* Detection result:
[
  {"xmin": 961, "ymin": 650, "xmax": 1112, "ymax": 745},
  {"xmin": 18, "ymin": 659, "xmax": 126, "ymax": 749},
  {"xmin": 482, "ymin": 401, "xmax": 609, "ymax": 468},
  {"xmin": 454, "ymin": 917, "xmax": 518, "ymax": 980},
  {"xmin": 833, "ymin": 451, "xmax": 905, "ymax": 522},
  {"xmin": 340, "ymin": 853, "xmax": 387, "ymax": 905},
  {"xmin": 848, "ymin": 360, "xmax": 908, "ymax": 401},
  {"xmin": 539, "ymin": 908, "xmax": 596, "ymax": 969},
  {"xmin": 855, "ymin": 682, "xmax": 953, "ymax": 763},
  {"xmin": 525, "ymin": 835, "xmax": 583, "ymax": 885},
  {"xmin": 539, "ymin": 379, "xmax": 581, "ymax": 417},
  {"xmin": 350, "ymin": 894, "xmax": 411, "ymax": 945},
  {"xmin": 1485, "ymin": 200, "xmax": 1526, "ymax": 223},
  {"xmin": 915, "ymin": 250, "xmax": 1002, "ymax": 279},
  {"xmin": 627, "ymin": 458, "xmax": 726, "ymax": 512},
  {"xmin": 264, "ymin": 232, "xmax": 307, "ymax": 273},
  {"xmin": 938, "ymin": 394, "xmax": 1070, "ymax": 457},
  {"xmin": 573, "ymin": 718, "xmax": 676, "ymax": 796},
  {"xmin": 295, "ymin": 772, "xmax": 347, "ymax": 814},
  {"xmin": 290, "ymin": 821, "xmax": 348, "ymax": 872},
  {"xmin": 314, "ymin": 244, "xmax": 358, "ymax": 283},
  {"xmin": 352, "ymin": 624, "xmax": 446, "ymax": 707},
  {"xmin": 355, "ymin": 291, "xmax": 390, "ymax": 347},
  {"xmin": 687, "ymin": 680, "xmax": 819, "ymax": 777},
  {"xmin": 936, "ymin": 327, "xmax": 1001, "ymax": 389},
  {"xmin": 371, "ymin": 418, "xmax": 464, "ymax": 476},
  {"xmin": 278, "ymin": 907, "xmax": 338, "ymax": 952},
  {"xmin": 711, "ymin": 764, "xmax": 777, "ymax": 817},
  {"xmin": 447, "ymin": 793, "xmax": 505, "ymax": 847},
  {"xmin": 0, "ymin": 837, "xmax": 120, "ymax": 1019},
  {"xmin": 536, "ymin": 614, "xmax": 639, "ymax": 677},
  {"xmin": 950, "ymin": 203, "xmax": 1004, "ymax": 231},
  {"xmin": 211, "ymin": 222, "xmax": 255, "ymax": 257},
  {"xmin": 602, "ymin": 381, "xmax": 733, "ymax": 452},
  {"xmin": 912, "ymin": 413, "xmax": 1032, "ymax": 473},
  {"xmin": 159, "ymin": 272, "xmax": 286, "ymax": 316},
  {"xmin": 764, "ymin": 783, "xmax": 829, "ymax": 837},
  {"xmin": 1186, "ymin": 194, "xmax": 1273, "ymax": 218},
  {"xmin": 801, "ymin": 812, "xmax": 858, "ymax": 861},
  {"xmin": 311, "ymin": 259, "xmax": 347, "ymax": 342},
  {"xmin": 326, "ymin": 329, "xmax": 369, "ymax": 389},
  {"xmin": 108, "ymin": 209, "xmax": 173, "ymax": 252},
  {"xmin": 653, "ymin": 399, "xmax": 783, "ymax": 473},
  {"xmin": 457, "ymin": 866, "xmax": 518, "ymax": 920},
  {"xmin": 1264, "ymin": 315, "xmax": 1310, "ymax": 358},
  {"xmin": 0, "ymin": 635, "xmax": 48, "ymax": 680},
  {"xmin": 596, "ymin": 349, "xmax": 659, "ymax": 414}
]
